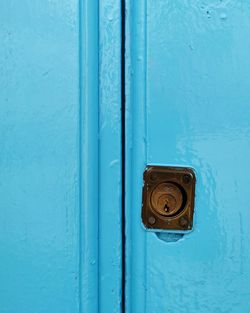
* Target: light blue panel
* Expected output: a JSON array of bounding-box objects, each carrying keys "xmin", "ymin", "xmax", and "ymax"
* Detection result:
[
  {"xmin": 0, "ymin": 1, "xmax": 80, "ymax": 312},
  {"xmin": 0, "ymin": 0, "xmax": 122, "ymax": 312},
  {"xmin": 125, "ymin": 1, "xmax": 148, "ymax": 312},
  {"xmin": 127, "ymin": 1, "xmax": 250, "ymax": 312},
  {"xmin": 99, "ymin": 1, "xmax": 122, "ymax": 313},
  {"xmin": 79, "ymin": 0, "xmax": 99, "ymax": 312}
]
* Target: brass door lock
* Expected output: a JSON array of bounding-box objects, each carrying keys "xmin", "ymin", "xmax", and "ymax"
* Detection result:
[{"xmin": 141, "ymin": 166, "xmax": 196, "ymax": 231}]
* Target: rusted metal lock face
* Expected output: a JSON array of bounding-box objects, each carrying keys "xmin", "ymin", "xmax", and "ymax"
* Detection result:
[{"xmin": 142, "ymin": 166, "xmax": 196, "ymax": 231}]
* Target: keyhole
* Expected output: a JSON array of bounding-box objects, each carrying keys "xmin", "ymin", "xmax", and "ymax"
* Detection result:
[{"xmin": 164, "ymin": 203, "xmax": 170, "ymax": 213}]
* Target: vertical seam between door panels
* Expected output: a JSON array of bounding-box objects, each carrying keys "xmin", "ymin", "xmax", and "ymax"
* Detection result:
[
  {"xmin": 141, "ymin": 0, "xmax": 148, "ymax": 311},
  {"xmin": 121, "ymin": 0, "xmax": 126, "ymax": 312},
  {"xmin": 144, "ymin": 0, "xmax": 148, "ymax": 312}
]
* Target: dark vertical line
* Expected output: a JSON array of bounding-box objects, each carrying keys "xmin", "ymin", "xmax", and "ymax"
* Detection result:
[{"xmin": 121, "ymin": 0, "xmax": 126, "ymax": 312}]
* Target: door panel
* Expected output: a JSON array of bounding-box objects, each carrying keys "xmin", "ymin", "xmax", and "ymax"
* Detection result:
[
  {"xmin": 0, "ymin": 2, "xmax": 81, "ymax": 312},
  {"xmin": 126, "ymin": 1, "xmax": 250, "ymax": 312},
  {"xmin": 0, "ymin": 1, "xmax": 122, "ymax": 312}
]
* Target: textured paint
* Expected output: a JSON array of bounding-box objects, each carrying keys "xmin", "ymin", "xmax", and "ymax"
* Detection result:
[
  {"xmin": 126, "ymin": 1, "xmax": 250, "ymax": 312},
  {"xmin": 0, "ymin": 1, "xmax": 122, "ymax": 312},
  {"xmin": 0, "ymin": 2, "xmax": 80, "ymax": 312},
  {"xmin": 99, "ymin": 0, "xmax": 122, "ymax": 312},
  {"xmin": 79, "ymin": 0, "xmax": 99, "ymax": 312}
]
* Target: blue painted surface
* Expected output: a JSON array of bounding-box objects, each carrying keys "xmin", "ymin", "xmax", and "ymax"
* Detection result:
[
  {"xmin": 0, "ymin": 1, "xmax": 122, "ymax": 312},
  {"xmin": 0, "ymin": 2, "xmax": 80, "ymax": 312},
  {"xmin": 126, "ymin": 1, "xmax": 250, "ymax": 312},
  {"xmin": 99, "ymin": 1, "xmax": 122, "ymax": 312},
  {"xmin": 79, "ymin": 0, "xmax": 99, "ymax": 312}
]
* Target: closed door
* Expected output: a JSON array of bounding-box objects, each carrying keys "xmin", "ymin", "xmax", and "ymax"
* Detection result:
[
  {"xmin": 126, "ymin": 1, "xmax": 250, "ymax": 312},
  {"xmin": 2, "ymin": 1, "xmax": 250, "ymax": 312}
]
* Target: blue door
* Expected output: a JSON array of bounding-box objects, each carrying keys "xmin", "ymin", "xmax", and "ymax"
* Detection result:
[
  {"xmin": 0, "ymin": 1, "xmax": 122, "ymax": 313},
  {"xmin": 2, "ymin": 1, "xmax": 250, "ymax": 312},
  {"xmin": 126, "ymin": 1, "xmax": 250, "ymax": 312}
]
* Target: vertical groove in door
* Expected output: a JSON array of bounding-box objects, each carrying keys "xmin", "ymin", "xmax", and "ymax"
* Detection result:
[{"xmin": 121, "ymin": 0, "xmax": 126, "ymax": 311}]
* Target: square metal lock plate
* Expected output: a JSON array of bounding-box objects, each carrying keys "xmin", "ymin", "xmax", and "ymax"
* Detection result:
[{"xmin": 141, "ymin": 166, "xmax": 196, "ymax": 231}]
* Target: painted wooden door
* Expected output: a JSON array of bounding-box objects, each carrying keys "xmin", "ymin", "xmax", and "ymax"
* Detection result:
[
  {"xmin": 126, "ymin": 1, "xmax": 250, "ymax": 312},
  {"xmin": 2, "ymin": 1, "xmax": 250, "ymax": 313},
  {"xmin": 0, "ymin": 1, "xmax": 122, "ymax": 313}
]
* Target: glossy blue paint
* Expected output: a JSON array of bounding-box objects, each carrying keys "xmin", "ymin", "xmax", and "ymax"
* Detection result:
[
  {"xmin": 126, "ymin": 1, "xmax": 250, "ymax": 312},
  {"xmin": 99, "ymin": 1, "xmax": 122, "ymax": 312},
  {"xmin": 80, "ymin": 1, "xmax": 99, "ymax": 312},
  {"xmin": 0, "ymin": 1, "xmax": 122, "ymax": 312}
]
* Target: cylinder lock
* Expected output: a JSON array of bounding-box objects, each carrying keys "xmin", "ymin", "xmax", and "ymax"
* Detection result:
[
  {"xmin": 141, "ymin": 166, "xmax": 196, "ymax": 231},
  {"xmin": 150, "ymin": 182, "xmax": 185, "ymax": 217}
]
